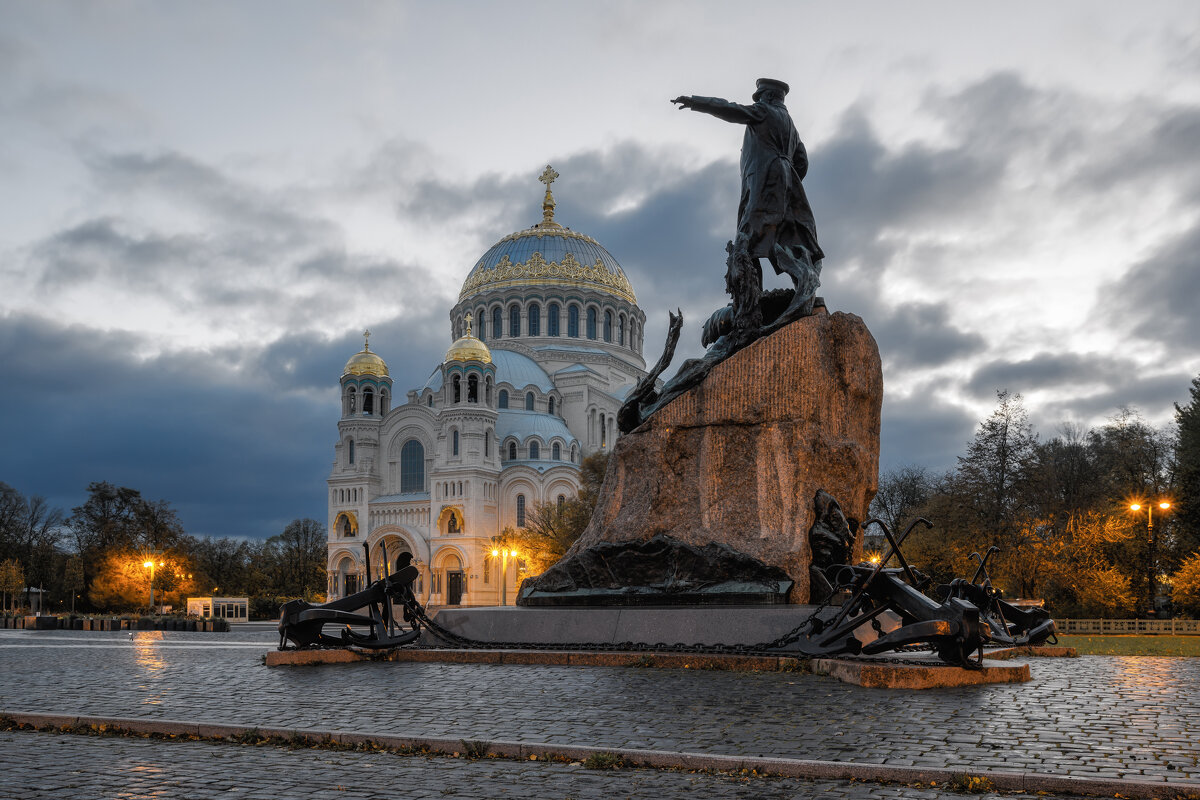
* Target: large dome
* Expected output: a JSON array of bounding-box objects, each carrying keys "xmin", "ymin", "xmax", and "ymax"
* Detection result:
[{"xmin": 457, "ymin": 165, "xmax": 636, "ymax": 305}]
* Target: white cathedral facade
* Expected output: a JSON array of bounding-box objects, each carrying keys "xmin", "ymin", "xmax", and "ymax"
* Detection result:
[{"xmin": 326, "ymin": 167, "xmax": 648, "ymax": 607}]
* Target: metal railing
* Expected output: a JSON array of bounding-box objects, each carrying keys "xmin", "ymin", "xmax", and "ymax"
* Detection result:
[{"xmin": 1057, "ymin": 618, "xmax": 1200, "ymax": 635}]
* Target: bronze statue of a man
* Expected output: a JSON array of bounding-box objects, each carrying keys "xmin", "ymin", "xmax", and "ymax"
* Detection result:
[{"xmin": 673, "ymin": 79, "xmax": 824, "ymax": 320}]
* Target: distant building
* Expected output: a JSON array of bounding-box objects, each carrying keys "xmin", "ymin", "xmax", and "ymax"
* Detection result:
[
  {"xmin": 326, "ymin": 168, "xmax": 647, "ymax": 607},
  {"xmin": 187, "ymin": 596, "xmax": 249, "ymax": 621}
]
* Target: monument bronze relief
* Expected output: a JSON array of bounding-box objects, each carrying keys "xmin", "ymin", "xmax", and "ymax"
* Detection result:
[
  {"xmin": 621, "ymin": 78, "xmax": 828, "ymax": 432},
  {"xmin": 808, "ymin": 490, "xmax": 859, "ymax": 604}
]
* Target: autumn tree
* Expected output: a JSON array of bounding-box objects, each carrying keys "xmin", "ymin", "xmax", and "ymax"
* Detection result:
[
  {"xmin": 869, "ymin": 465, "xmax": 933, "ymax": 535},
  {"xmin": 0, "ymin": 559, "xmax": 24, "ymax": 612},
  {"xmin": 1175, "ymin": 375, "xmax": 1200, "ymax": 557},
  {"xmin": 259, "ymin": 518, "xmax": 326, "ymax": 598},
  {"xmin": 1170, "ymin": 552, "xmax": 1200, "ymax": 617},
  {"xmin": 88, "ymin": 549, "xmax": 197, "ymax": 612}
]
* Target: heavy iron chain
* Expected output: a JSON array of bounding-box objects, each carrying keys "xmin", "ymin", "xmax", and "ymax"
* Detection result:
[{"xmin": 391, "ymin": 581, "xmax": 957, "ymax": 669}]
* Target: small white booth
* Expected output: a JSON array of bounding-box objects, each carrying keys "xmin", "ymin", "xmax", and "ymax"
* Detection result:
[{"xmin": 187, "ymin": 596, "xmax": 249, "ymax": 622}]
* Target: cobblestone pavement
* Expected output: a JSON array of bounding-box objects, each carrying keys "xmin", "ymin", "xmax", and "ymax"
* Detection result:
[
  {"xmin": 2, "ymin": 628, "xmax": 1199, "ymax": 787},
  {"xmin": 1, "ymin": 729, "xmax": 1097, "ymax": 800}
]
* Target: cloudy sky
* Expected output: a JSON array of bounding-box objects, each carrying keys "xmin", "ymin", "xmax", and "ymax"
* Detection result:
[{"xmin": 2, "ymin": 1, "xmax": 1198, "ymax": 539}]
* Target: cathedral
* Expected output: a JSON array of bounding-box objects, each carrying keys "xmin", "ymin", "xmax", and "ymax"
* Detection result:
[{"xmin": 326, "ymin": 167, "xmax": 648, "ymax": 607}]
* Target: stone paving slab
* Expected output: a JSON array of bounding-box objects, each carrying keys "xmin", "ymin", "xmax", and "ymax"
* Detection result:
[
  {"xmin": 0, "ymin": 726, "xmax": 1109, "ymax": 800},
  {"xmin": 3, "ymin": 629, "xmax": 1200, "ymax": 787}
]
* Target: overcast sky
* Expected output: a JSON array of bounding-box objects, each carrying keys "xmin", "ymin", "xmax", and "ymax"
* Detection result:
[{"xmin": 2, "ymin": 1, "xmax": 1199, "ymax": 540}]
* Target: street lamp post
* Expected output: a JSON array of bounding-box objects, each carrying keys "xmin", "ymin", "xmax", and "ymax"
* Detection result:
[
  {"xmin": 143, "ymin": 559, "xmax": 163, "ymax": 613},
  {"xmin": 491, "ymin": 547, "xmax": 519, "ymax": 606},
  {"xmin": 1130, "ymin": 501, "xmax": 1171, "ymax": 616}
]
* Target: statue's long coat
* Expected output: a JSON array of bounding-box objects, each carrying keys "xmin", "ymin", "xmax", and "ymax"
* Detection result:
[{"xmin": 688, "ymin": 96, "xmax": 825, "ymax": 266}]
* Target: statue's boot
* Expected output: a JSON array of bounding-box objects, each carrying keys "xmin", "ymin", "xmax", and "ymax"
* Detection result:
[{"xmin": 767, "ymin": 245, "xmax": 822, "ymax": 327}]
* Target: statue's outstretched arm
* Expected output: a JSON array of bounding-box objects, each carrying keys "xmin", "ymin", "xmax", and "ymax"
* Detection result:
[{"xmin": 671, "ymin": 95, "xmax": 762, "ymax": 125}]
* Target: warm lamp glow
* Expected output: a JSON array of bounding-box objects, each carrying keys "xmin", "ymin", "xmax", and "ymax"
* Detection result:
[
  {"xmin": 491, "ymin": 549, "xmax": 499, "ymax": 557},
  {"xmin": 1160, "ymin": 502, "xmax": 1171, "ymax": 510},
  {"xmin": 143, "ymin": 561, "xmax": 153, "ymax": 568},
  {"xmin": 1129, "ymin": 503, "xmax": 1142, "ymax": 511}
]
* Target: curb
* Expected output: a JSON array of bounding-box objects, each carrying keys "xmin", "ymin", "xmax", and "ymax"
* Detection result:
[{"xmin": 3, "ymin": 711, "xmax": 1198, "ymax": 799}]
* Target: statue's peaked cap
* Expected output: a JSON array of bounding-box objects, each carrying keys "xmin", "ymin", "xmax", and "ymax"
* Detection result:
[{"xmin": 753, "ymin": 77, "xmax": 789, "ymax": 101}]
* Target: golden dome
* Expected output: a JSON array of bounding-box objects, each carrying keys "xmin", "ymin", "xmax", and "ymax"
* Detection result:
[
  {"xmin": 445, "ymin": 313, "xmax": 492, "ymax": 363},
  {"xmin": 457, "ymin": 165, "xmax": 637, "ymax": 305},
  {"xmin": 343, "ymin": 330, "xmax": 389, "ymax": 377}
]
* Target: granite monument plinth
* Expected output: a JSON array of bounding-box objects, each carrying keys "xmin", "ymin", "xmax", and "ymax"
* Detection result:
[{"xmin": 522, "ymin": 307, "xmax": 882, "ymax": 604}]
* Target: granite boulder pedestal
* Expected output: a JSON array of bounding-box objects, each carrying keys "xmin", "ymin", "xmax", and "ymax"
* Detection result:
[{"xmin": 520, "ymin": 307, "xmax": 883, "ymax": 605}]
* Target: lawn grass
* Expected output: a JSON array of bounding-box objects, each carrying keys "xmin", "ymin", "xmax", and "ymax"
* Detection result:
[{"xmin": 1058, "ymin": 635, "xmax": 1200, "ymax": 656}]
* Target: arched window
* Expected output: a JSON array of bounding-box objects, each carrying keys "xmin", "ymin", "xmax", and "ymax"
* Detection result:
[
  {"xmin": 477, "ymin": 308, "xmax": 486, "ymax": 339},
  {"xmin": 516, "ymin": 494, "xmax": 526, "ymax": 528},
  {"xmin": 528, "ymin": 304, "xmax": 540, "ymax": 336},
  {"xmin": 525, "ymin": 392, "xmax": 535, "ymax": 411},
  {"xmin": 548, "ymin": 396, "xmax": 555, "ymax": 415},
  {"xmin": 498, "ymin": 389, "xmax": 509, "ymax": 409},
  {"xmin": 492, "ymin": 306, "xmax": 503, "ymax": 339},
  {"xmin": 467, "ymin": 374, "xmax": 479, "ymax": 403},
  {"xmin": 400, "ymin": 440, "xmax": 425, "ymax": 493},
  {"xmin": 380, "ymin": 390, "xmax": 389, "ymax": 415},
  {"xmin": 484, "ymin": 430, "xmax": 491, "ymax": 457},
  {"xmin": 552, "ymin": 442, "xmax": 561, "ymax": 460},
  {"xmin": 483, "ymin": 554, "xmax": 492, "ymax": 583},
  {"xmin": 509, "ymin": 304, "xmax": 521, "ymax": 337},
  {"xmin": 619, "ymin": 315, "xmax": 626, "ymax": 346},
  {"xmin": 557, "ymin": 494, "xmax": 565, "ymax": 514},
  {"xmin": 485, "ymin": 376, "xmax": 492, "ymax": 405},
  {"xmin": 529, "ymin": 441, "xmax": 539, "ymax": 459},
  {"xmin": 508, "ymin": 442, "xmax": 517, "ymax": 460},
  {"xmin": 363, "ymin": 386, "xmax": 374, "ymax": 415},
  {"xmin": 571, "ymin": 445, "xmax": 577, "ymax": 462},
  {"xmin": 427, "ymin": 395, "xmax": 433, "ymax": 407},
  {"xmin": 548, "ymin": 303, "xmax": 560, "ymax": 336},
  {"xmin": 452, "ymin": 430, "xmax": 459, "ymax": 456},
  {"xmin": 453, "ymin": 374, "xmax": 461, "ymax": 403},
  {"xmin": 586, "ymin": 307, "xmax": 597, "ymax": 340},
  {"xmin": 348, "ymin": 438, "xmax": 355, "ymax": 464},
  {"xmin": 346, "ymin": 386, "xmax": 356, "ymax": 414},
  {"xmin": 603, "ymin": 310, "xmax": 613, "ymax": 342},
  {"xmin": 568, "ymin": 304, "xmax": 579, "ymax": 337}
]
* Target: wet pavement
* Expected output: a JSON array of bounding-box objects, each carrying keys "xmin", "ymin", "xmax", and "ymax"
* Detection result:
[{"xmin": 2, "ymin": 625, "xmax": 1198, "ymax": 796}]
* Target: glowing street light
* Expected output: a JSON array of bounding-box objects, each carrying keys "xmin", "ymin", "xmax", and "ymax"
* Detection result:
[
  {"xmin": 492, "ymin": 547, "xmax": 519, "ymax": 606},
  {"xmin": 142, "ymin": 559, "xmax": 164, "ymax": 612},
  {"xmin": 1129, "ymin": 500, "xmax": 1171, "ymax": 616}
]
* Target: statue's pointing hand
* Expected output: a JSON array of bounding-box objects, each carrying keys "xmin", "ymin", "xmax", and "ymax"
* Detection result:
[{"xmin": 671, "ymin": 96, "xmax": 694, "ymax": 110}]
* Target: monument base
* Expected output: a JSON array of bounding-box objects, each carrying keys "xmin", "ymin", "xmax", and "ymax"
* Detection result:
[{"xmin": 425, "ymin": 604, "xmax": 820, "ymax": 647}]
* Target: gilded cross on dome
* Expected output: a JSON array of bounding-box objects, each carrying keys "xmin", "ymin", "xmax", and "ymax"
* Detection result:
[
  {"xmin": 539, "ymin": 164, "xmax": 561, "ymax": 227},
  {"xmin": 363, "ymin": 329, "xmax": 371, "ymax": 351}
]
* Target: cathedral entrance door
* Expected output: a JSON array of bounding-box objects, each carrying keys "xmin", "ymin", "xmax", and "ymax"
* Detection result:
[{"xmin": 446, "ymin": 571, "xmax": 464, "ymax": 606}]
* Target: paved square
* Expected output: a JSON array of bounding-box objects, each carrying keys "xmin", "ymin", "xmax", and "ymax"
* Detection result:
[{"xmin": 2, "ymin": 626, "xmax": 1198, "ymax": 797}]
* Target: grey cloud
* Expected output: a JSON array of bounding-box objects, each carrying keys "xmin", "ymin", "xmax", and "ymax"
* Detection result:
[
  {"xmin": 878, "ymin": 390, "xmax": 978, "ymax": 474},
  {"xmin": 872, "ymin": 301, "xmax": 987, "ymax": 371},
  {"xmin": 966, "ymin": 351, "xmax": 1140, "ymax": 399},
  {"xmin": 0, "ymin": 308, "xmax": 449, "ymax": 539},
  {"xmin": 1096, "ymin": 222, "xmax": 1200, "ymax": 352},
  {"xmin": 1033, "ymin": 372, "xmax": 1194, "ymax": 431}
]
